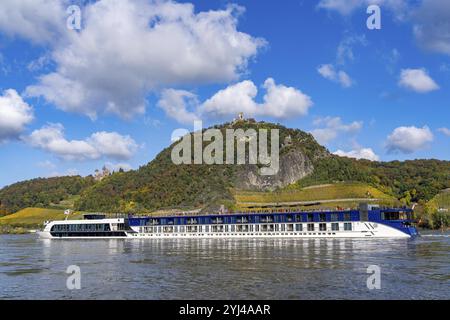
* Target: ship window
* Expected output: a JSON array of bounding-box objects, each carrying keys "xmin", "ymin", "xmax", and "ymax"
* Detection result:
[
  {"xmin": 319, "ymin": 213, "xmax": 326, "ymax": 222},
  {"xmin": 319, "ymin": 223, "xmax": 326, "ymax": 231},
  {"xmin": 330, "ymin": 213, "xmax": 338, "ymax": 221},
  {"xmin": 331, "ymin": 223, "xmax": 339, "ymax": 231},
  {"xmin": 307, "ymin": 213, "xmax": 314, "ymax": 222},
  {"xmin": 212, "ymin": 217, "xmax": 223, "ymax": 224},
  {"xmin": 237, "ymin": 216, "xmax": 248, "ymax": 224},
  {"xmin": 344, "ymin": 223, "xmax": 352, "ymax": 231},
  {"xmin": 281, "ymin": 224, "xmax": 286, "ymax": 232},
  {"xmin": 344, "ymin": 213, "xmax": 351, "ymax": 221},
  {"xmin": 255, "ymin": 225, "xmax": 259, "ymax": 232},
  {"xmin": 399, "ymin": 212, "xmax": 408, "ymax": 220},
  {"xmin": 295, "ymin": 224, "xmax": 303, "ymax": 232},
  {"xmin": 188, "ymin": 218, "xmax": 198, "ymax": 225},
  {"xmin": 307, "ymin": 223, "xmax": 314, "ymax": 231},
  {"xmin": 382, "ymin": 212, "xmax": 401, "ymax": 220}
]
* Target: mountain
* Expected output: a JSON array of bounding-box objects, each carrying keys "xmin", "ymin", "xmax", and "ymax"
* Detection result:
[
  {"xmin": 75, "ymin": 120, "xmax": 329, "ymax": 213},
  {"xmin": 1, "ymin": 120, "xmax": 449, "ymax": 220}
]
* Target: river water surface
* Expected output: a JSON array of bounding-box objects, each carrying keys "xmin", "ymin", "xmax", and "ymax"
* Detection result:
[{"xmin": 0, "ymin": 231, "xmax": 448, "ymax": 299}]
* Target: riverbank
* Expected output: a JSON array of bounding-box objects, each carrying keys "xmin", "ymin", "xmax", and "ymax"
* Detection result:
[
  {"xmin": 0, "ymin": 225, "xmax": 31, "ymax": 234},
  {"xmin": 0, "ymin": 206, "xmax": 447, "ymax": 234},
  {"xmin": 0, "ymin": 207, "xmax": 85, "ymax": 234}
]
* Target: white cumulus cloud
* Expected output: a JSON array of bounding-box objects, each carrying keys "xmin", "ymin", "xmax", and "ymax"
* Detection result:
[
  {"xmin": 158, "ymin": 89, "xmax": 200, "ymax": 125},
  {"xmin": 438, "ymin": 127, "xmax": 450, "ymax": 137},
  {"xmin": 311, "ymin": 116, "xmax": 363, "ymax": 145},
  {"xmin": 386, "ymin": 125, "xmax": 434, "ymax": 154},
  {"xmin": 318, "ymin": 1, "xmax": 450, "ymax": 55},
  {"xmin": 0, "ymin": 0, "xmax": 66, "ymax": 44},
  {"xmin": 317, "ymin": 0, "xmax": 409, "ymax": 20},
  {"xmin": 158, "ymin": 78, "xmax": 313, "ymax": 124},
  {"xmin": 88, "ymin": 132, "xmax": 138, "ymax": 160},
  {"xmin": 0, "ymin": 89, "xmax": 34, "ymax": 143},
  {"xmin": 398, "ymin": 68, "xmax": 439, "ymax": 93},
  {"xmin": 333, "ymin": 148, "xmax": 380, "ymax": 161},
  {"xmin": 413, "ymin": 0, "xmax": 450, "ymax": 56},
  {"xmin": 317, "ymin": 64, "xmax": 353, "ymax": 88},
  {"xmin": 27, "ymin": 123, "xmax": 138, "ymax": 161},
  {"xmin": 317, "ymin": 0, "xmax": 366, "ymax": 15},
  {"xmin": 18, "ymin": 0, "xmax": 265, "ymax": 119}
]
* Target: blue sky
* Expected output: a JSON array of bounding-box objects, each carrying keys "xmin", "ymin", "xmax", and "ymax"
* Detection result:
[{"xmin": 0, "ymin": 0, "xmax": 449, "ymax": 188}]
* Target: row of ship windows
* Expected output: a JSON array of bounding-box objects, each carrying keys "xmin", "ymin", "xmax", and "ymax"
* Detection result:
[
  {"xmin": 140, "ymin": 223, "xmax": 353, "ymax": 234},
  {"xmin": 132, "ymin": 232, "xmax": 339, "ymax": 237},
  {"xmin": 143, "ymin": 213, "xmax": 354, "ymax": 226},
  {"xmin": 51, "ymin": 223, "xmax": 125, "ymax": 232}
]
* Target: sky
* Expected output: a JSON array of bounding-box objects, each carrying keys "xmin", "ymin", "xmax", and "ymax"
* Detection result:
[{"xmin": 0, "ymin": 0, "xmax": 449, "ymax": 188}]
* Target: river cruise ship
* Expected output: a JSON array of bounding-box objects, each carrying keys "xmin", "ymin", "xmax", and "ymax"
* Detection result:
[{"xmin": 38, "ymin": 205, "xmax": 418, "ymax": 239}]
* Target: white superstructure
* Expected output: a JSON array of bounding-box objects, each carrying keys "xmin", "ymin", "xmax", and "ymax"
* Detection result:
[{"xmin": 38, "ymin": 207, "xmax": 418, "ymax": 239}]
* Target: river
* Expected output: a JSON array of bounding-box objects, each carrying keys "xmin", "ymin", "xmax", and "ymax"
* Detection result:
[{"xmin": 0, "ymin": 231, "xmax": 448, "ymax": 299}]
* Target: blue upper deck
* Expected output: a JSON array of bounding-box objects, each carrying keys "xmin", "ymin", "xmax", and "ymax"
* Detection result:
[{"xmin": 128, "ymin": 207, "xmax": 415, "ymax": 227}]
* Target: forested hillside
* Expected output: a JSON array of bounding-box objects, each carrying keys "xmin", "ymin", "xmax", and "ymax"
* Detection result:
[
  {"xmin": 0, "ymin": 120, "xmax": 449, "ymax": 224},
  {"xmin": 298, "ymin": 156, "xmax": 450, "ymax": 203},
  {"xmin": 0, "ymin": 176, "xmax": 95, "ymax": 215}
]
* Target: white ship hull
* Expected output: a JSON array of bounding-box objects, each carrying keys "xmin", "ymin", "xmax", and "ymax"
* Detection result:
[
  {"xmin": 38, "ymin": 221, "xmax": 410, "ymax": 239},
  {"xmin": 38, "ymin": 208, "xmax": 417, "ymax": 240},
  {"xmin": 127, "ymin": 222, "xmax": 410, "ymax": 239}
]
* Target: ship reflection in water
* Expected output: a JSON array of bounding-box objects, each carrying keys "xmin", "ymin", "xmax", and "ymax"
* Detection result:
[{"xmin": 0, "ymin": 233, "xmax": 449, "ymax": 299}]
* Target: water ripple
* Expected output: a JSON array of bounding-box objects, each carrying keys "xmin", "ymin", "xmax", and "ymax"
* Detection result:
[{"xmin": 0, "ymin": 233, "xmax": 448, "ymax": 299}]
